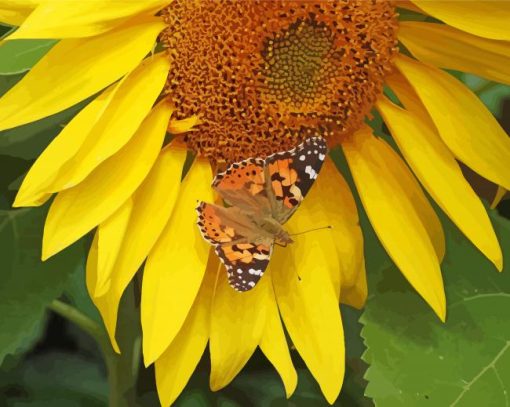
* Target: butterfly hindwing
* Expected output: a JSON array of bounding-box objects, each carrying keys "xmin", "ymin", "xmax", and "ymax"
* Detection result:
[
  {"xmin": 212, "ymin": 157, "xmax": 272, "ymax": 216},
  {"xmin": 265, "ymin": 136, "xmax": 327, "ymax": 223},
  {"xmin": 196, "ymin": 202, "xmax": 273, "ymax": 292},
  {"xmin": 215, "ymin": 242, "xmax": 273, "ymax": 292},
  {"xmin": 197, "ymin": 136, "xmax": 328, "ymax": 292}
]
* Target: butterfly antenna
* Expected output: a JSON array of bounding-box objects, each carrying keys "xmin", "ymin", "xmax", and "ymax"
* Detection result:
[{"xmin": 289, "ymin": 225, "xmax": 332, "ymax": 237}]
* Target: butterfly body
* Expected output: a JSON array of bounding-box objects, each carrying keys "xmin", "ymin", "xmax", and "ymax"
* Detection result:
[
  {"xmin": 249, "ymin": 215, "xmax": 294, "ymax": 246},
  {"xmin": 196, "ymin": 136, "xmax": 327, "ymax": 292}
]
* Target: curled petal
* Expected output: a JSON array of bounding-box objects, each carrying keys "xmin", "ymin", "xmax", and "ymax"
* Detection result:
[
  {"xmin": 399, "ymin": 22, "xmax": 510, "ymax": 86},
  {"xmin": 395, "ymin": 55, "xmax": 510, "ymax": 191},
  {"xmin": 87, "ymin": 142, "xmax": 186, "ymax": 351},
  {"xmin": 210, "ymin": 267, "xmax": 271, "ymax": 391},
  {"xmin": 0, "ymin": 17, "xmax": 165, "ymax": 131},
  {"xmin": 42, "ymin": 100, "xmax": 172, "ymax": 260},
  {"xmin": 155, "ymin": 258, "xmax": 219, "ymax": 407},
  {"xmin": 343, "ymin": 125, "xmax": 446, "ymax": 320},
  {"xmin": 7, "ymin": 0, "xmax": 169, "ymax": 39},
  {"xmin": 141, "ymin": 158, "xmax": 213, "ymax": 366},
  {"xmin": 271, "ymin": 204, "xmax": 345, "ymax": 403},
  {"xmin": 410, "ymin": 0, "xmax": 510, "ymax": 41},
  {"xmin": 378, "ymin": 88, "xmax": 502, "ymax": 271}
]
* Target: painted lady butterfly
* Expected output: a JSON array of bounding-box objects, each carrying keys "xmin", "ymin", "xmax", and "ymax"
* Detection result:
[{"xmin": 196, "ymin": 136, "xmax": 328, "ymax": 291}]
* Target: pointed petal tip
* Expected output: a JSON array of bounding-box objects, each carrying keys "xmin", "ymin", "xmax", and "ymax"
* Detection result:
[
  {"xmin": 438, "ymin": 311, "xmax": 446, "ymax": 324},
  {"xmin": 491, "ymin": 187, "xmax": 507, "ymax": 209},
  {"xmin": 284, "ymin": 375, "xmax": 298, "ymax": 399},
  {"xmin": 495, "ymin": 257, "xmax": 503, "ymax": 273},
  {"xmin": 40, "ymin": 246, "xmax": 52, "ymax": 262},
  {"xmin": 433, "ymin": 294, "xmax": 447, "ymax": 323},
  {"xmin": 41, "ymin": 236, "xmax": 59, "ymax": 261},
  {"xmin": 143, "ymin": 347, "xmax": 158, "ymax": 368},
  {"xmin": 12, "ymin": 192, "xmax": 37, "ymax": 208},
  {"xmin": 11, "ymin": 199, "xmax": 23, "ymax": 208},
  {"xmin": 209, "ymin": 377, "xmax": 223, "ymax": 393},
  {"xmin": 323, "ymin": 384, "xmax": 342, "ymax": 405},
  {"xmin": 111, "ymin": 341, "xmax": 121, "ymax": 355}
]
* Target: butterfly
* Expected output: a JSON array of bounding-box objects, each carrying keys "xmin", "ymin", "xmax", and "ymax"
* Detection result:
[{"xmin": 196, "ymin": 136, "xmax": 328, "ymax": 292}]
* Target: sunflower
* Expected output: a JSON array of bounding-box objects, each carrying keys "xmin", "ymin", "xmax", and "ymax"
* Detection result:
[{"xmin": 1, "ymin": 0, "xmax": 509, "ymax": 404}]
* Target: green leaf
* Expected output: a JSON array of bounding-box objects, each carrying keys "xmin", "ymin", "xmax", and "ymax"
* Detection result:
[
  {"xmin": 220, "ymin": 367, "xmax": 369, "ymax": 406},
  {"xmin": 0, "ymin": 352, "xmax": 108, "ymax": 406},
  {"xmin": 0, "ymin": 154, "xmax": 30, "ymax": 209},
  {"xmin": 0, "ymin": 206, "xmax": 85, "ymax": 365},
  {"xmin": 0, "ymin": 25, "xmax": 13, "ymax": 37},
  {"xmin": 361, "ymin": 211, "xmax": 510, "ymax": 406},
  {"xmin": 0, "ymin": 39, "xmax": 57, "ymax": 75},
  {"xmin": 461, "ymin": 74, "xmax": 510, "ymax": 116},
  {"xmin": 0, "ymin": 73, "xmax": 23, "ymax": 94}
]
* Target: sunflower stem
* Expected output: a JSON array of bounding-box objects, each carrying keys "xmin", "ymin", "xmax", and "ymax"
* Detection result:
[
  {"xmin": 48, "ymin": 299, "xmax": 104, "ymax": 343},
  {"xmin": 105, "ymin": 282, "xmax": 142, "ymax": 407},
  {"xmin": 48, "ymin": 299, "xmax": 140, "ymax": 407}
]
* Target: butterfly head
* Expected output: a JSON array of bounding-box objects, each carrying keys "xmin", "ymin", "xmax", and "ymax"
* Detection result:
[{"xmin": 274, "ymin": 229, "xmax": 294, "ymax": 247}]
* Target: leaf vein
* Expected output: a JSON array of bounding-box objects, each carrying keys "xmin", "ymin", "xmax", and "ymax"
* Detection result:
[{"xmin": 450, "ymin": 341, "xmax": 510, "ymax": 407}]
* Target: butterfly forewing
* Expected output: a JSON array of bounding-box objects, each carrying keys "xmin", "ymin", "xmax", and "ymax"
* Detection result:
[
  {"xmin": 265, "ymin": 136, "xmax": 327, "ymax": 224},
  {"xmin": 196, "ymin": 136, "xmax": 328, "ymax": 292},
  {"xmin": 212, "ymin": 157, "xmax": 272, "ymax": 216}
]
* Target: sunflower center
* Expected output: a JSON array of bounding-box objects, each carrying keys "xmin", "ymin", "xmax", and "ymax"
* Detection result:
[
  {"xmin": 261, "ymin": 18, "xmax": 339, "ymax": 111},
  {"xmin": 162, "ymin": 0, "xmax": 398, "ymax": 164}
]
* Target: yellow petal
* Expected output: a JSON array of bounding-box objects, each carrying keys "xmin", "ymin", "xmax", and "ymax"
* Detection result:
[
  {"xmin": 94, "ymin": 198, "xmax": 133, "ymax": 297},
  {"xmin": 168, "ymin": 115, "xmax": 201, "ymax": 134},
  {"xmin": 398, "ymin": 22, "xmax": 510, "ymax": 86},
  {"xmin": 0, "ymin": 0, "xmax": 38, "ymax": 26},
  {"xmin": 286, "ymin": 184, "xmax": 342, "ymax": 300},
  {"xmin": 85, "ymin": 231, "xmax": 120, "ymax": 353},
  {"xmin": 155, "ymin": 258, "xmax": 219, "ymax": 407},
  {"xmin": 0, "ymin": 17, "xmax": 165, "ymax": 131},
  {"xmin": 141, "ymin": 158, "xmax": 213, "ymax": 366},
  {"xmin": 8, "ymin": 0, "xmax": 168, "ymax": 39},
  {"xmin": 88, "ymin": 143, "xmax": 186, "ymax": 351},
  {"xmin": 395, "ymin": 1, "xmax": 424, "ymax": 14},
  {"xmin": 271, "ymin": 207, "xmax": 345, "ymax": 404},
  {"xmin": 210, "ymin": 267, "xmax": 271, "ymax": 391},
  {"xmin": 42, "ymin": 100, "xmax": 172, "ymax": 260},
  {"xmin": 491, "ymin": 187, "xmax": 507, "ymax": 209},
  {"xmin": 343, "ymin": 125, "xmax": 446, "ymax": 321},
  {"xmin": 377, "ymin": 94, "xmax": 502, "ymax": 271},
  {"xmin": 14, "ymin": 85, "xmax": 117, "ymax": 208},
  {"xmin": 410, "ymin": 0, "xmax": 510, "ymax": 41},
  {"xmin": 313, "ymin": 158, "xmax": 365, "ymax": 302},
  {"xmin": 340, "ymin": 258, "xmax": 367, "ymax": 310},
  {"xmin": 49, "ymin": 53, "xmax": 171, "ymax": 191},
  {"xmin": 259, "ymin": 287, "xmax": 297, "ymax": 399},
  {"xmin": 395, "ymin": 55, "xmax": 510, "ymax": 191}
]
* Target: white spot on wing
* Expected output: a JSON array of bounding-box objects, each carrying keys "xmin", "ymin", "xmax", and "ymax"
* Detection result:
[
  {"xmin": 318, "ymin": 153, "xmax": 325, "ymax": 161},
  {"xmin": 305, "ymin": 165, "xmax": 317, "ymax": 179},
  {"xmin": 248, "ymin": 268, "xmax": 263, "ymax": 276}
]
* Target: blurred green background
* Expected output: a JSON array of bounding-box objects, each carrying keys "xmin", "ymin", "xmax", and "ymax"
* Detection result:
[{"xmin": 1, "ymin": 23, "xmax": 510, "ymax": 407}]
